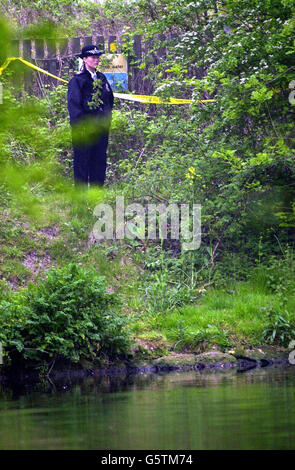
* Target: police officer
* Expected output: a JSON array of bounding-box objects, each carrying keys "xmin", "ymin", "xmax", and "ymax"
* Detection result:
[{"xmin": 67, "ymin": 45, "xmax": 114, "ymax": 186}]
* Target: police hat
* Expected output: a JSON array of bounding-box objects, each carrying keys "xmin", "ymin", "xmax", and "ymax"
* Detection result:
[{"xmin": 79, "ymin": 45, "xmax": 103, "ymax": 58}]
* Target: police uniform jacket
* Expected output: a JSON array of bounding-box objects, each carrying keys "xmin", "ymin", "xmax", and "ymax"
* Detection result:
[{"xmin": 67, "ymin": 68, "xmax": 114, "ymax": 127}]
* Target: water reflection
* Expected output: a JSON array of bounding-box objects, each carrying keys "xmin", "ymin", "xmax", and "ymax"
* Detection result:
[{"xmin": 0, "ymin": 365, "xmax": 294, "ymax": 449}]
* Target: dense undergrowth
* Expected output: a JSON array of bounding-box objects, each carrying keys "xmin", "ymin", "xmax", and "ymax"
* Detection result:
[{"xmin": 1, "ymin": 0, "xmax": 295, "ymax": 370}]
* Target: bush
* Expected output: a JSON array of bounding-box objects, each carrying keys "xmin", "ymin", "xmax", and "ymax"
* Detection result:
[
  {"xmin": 0, "ymin": 263, "xmax": 131, "ymax": 367},
  {"xmin": 262, "ymin": 307, "xmax": 295, "ymax": 347}
]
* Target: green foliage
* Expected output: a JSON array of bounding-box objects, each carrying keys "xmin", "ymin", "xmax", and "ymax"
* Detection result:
[
  {"xmin": 1, "ymin": 0, "xmax": 295, "ymax": 363},
  {"xmin": 173, "ymin": 319, "xmax": 232, "ymax": 351},
  {"xmin": 262, "ymin": 307, "xmax": 295, "ymax": 347},
  {"xmin": 263, "ymin": 248, "xmax": 295, "ymax": 305},
  {"xmin": 0, "ymin": 17, "xmax": 11, "ymax": 63},
  {"xmin": 143, "ymin": 272, "xmax": 195, "ymax": 314},
  {"xmin": 101, "ymin": 0, "xmax": 295, "ymax": 286},
  {"xmin": 0, "ymin": 263, "xmax": 131, "ymax": 366},
  {"xmin": 145, "ymin": 274, "xmax": 295, "ymax": 349}
]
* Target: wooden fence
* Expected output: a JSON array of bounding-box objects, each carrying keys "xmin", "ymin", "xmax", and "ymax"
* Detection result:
[{"xmin": 8, "ymin": 35, "xmax": 156, "ymax": 94}]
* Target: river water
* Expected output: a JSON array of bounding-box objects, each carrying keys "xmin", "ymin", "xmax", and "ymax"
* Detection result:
[{"xmin": 0, "ymin": 365, "xmax": 294, "ymax": 450}]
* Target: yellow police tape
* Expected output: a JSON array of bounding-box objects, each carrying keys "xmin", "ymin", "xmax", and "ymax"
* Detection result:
[
  {"xmin": 0, "ymin": 56, "xmax": 216, "ymax": 105},
  {"xmin": 0, "ymin": 56, "xmax": 69, "ymax": 83}
]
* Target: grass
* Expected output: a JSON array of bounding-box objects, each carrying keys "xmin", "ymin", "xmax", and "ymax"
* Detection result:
[
  {"xmin": 0, "ymin": 183, "xmax": 145, "ymax": 306},
  {"xmin": 130, "ymin": 277, "xmax": 295, "ymax": 351},
  {"xmin": 1, "ymin": 182, "xmax": 295, "ymax": 355}
]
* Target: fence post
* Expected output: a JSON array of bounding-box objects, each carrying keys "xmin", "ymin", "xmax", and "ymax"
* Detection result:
[
  {"xmin": 7, "ymin": 40, "xmax": 21, "ymax": 89},
  {"xmin": 131, "ymin": 34, "xmax": 142, "ymax": 92},
  {"xmin": 23, "ymin": 39, "xmax": 32, "ymax": 60},
  {"xmin": 95, "ymin": 36, "xmax": 105, "ymax": 53},
  {"xmin": 34, "ymin": 39, "xmax": 46, "ymax": 95},
  {"xmin": 23, "ymin": 39, "xmax": 33, "ymax": 93},
  {"xmin": 35, "ymin": 39, "xmax": 44, "ymax": 60},
  {"xmin": 57, "ymin": 38, "xmax": 69, "ymax": 76},
  {"xmin": 83, "ymin": 36, "xmax": 93, "ymax": 46},
  {"xmin": 9, "ymin": 40, "xmax": 19, "ymax": 57},
  {"xmin": 46, "ymin": 39, "xmax": 58, "ymax": 86},
  {"xmin": 70, "ymin": 37, "xmax": 81, "ymax": 74}
]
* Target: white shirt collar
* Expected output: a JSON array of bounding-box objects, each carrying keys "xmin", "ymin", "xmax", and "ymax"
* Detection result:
[{"xmin": 85, "ymin": 67, "xmax": 97, "ymax": 80}]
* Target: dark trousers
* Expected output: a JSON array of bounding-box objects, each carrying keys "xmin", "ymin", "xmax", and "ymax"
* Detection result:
[{"xmin": 72, "ymin": 130, "xmax": 109, "ymax": 186}]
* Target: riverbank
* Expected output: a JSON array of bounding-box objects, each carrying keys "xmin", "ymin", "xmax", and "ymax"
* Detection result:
[
  {"xmin": 131, "ymin": 346, "xmax": 290, "ymax": 373},
  {"xmin": 0, "ymin": 345, "xmax": 291, "ymax": 386},
  {"xmin": 1, "ymin": 189, "xmax": 295, "ymax": 378}
]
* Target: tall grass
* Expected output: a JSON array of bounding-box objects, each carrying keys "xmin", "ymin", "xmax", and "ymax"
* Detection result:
[{"xmin": 137, "ymin": 270, "xmax": 295, "ymax": 350}]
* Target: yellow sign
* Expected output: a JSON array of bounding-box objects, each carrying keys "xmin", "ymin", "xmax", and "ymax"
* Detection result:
[
  {"xmin": 101, "ymin": 54, "xmax": 127, "ymax": 74},
  {"xmin": 101, "ymin": 54, "xmax": 128, "ymax": 90},
  {"xmin": 109, "ymin": 42, "xmax": 117, "ymax": 53}
]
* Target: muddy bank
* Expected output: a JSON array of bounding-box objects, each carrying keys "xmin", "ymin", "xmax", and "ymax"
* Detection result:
[
  {"xmin": 127, "ymin": 347, "xmax": 290, "ymax": 374},
  {"xmin": 0, "ymin": 346, "xmax": 291, "ymax": 385}
]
